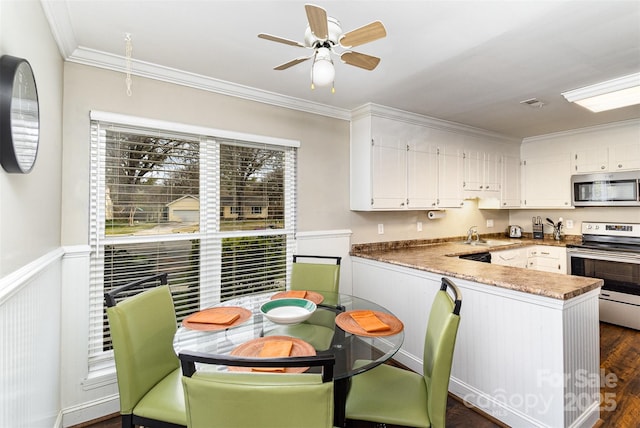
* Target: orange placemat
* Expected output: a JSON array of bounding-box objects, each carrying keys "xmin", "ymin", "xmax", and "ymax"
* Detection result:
[
  {"xmin": 182, "ymin": 307, "xmax": 251, "ymax": 331},
  {"xmin": 229, "ymin": 336, "xmax": 316, "ymax": 373},
  {"xmin": 335, "ymin": 310, "xmax": 404, "ymax": 337},
  {"xmin": 271, "ymin": 290, "xmax": 324, "ymax": 305}
]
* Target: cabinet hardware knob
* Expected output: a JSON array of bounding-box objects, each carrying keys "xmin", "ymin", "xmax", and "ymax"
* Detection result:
[{"xmin": 619, "ymin": 164, "xmax": 623, "ymax": 168}]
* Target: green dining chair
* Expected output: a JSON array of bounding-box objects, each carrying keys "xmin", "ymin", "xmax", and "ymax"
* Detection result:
[
  {"xmin": 105, "ymin": 273, "xmax": 187, "ymax": 428},
  {"xmin": 269, "ymin": 254, "xmax": 343, "ymax": 350},
  {"xmin": 179, "ymin": 350, "xmax": 335, "ymax": 428},
  {"xmin": 291, "ymin": 254, "xmax": 342, "ymax": 293},
  {"xmin": 345, "ymin": 277, "xmax": 462, "ymax": 428}
]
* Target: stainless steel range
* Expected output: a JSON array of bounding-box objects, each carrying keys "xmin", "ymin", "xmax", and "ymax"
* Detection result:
[{"xmin": 567, "ymin": 222, "xmax": 640, "ymax": 330}]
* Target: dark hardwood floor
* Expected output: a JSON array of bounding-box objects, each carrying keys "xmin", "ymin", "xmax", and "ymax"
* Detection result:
[
  {"xmin": 78, "ymin": 322, "xmax": 638, "ymax": 428},
  {"xmin": 599, "ymin": 322, "xmax": 640, "ymax": 428}
]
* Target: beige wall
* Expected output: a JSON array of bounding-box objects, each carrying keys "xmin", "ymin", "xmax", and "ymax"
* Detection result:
[
  {"xmin": 350, "ymin": 200, "xmax": 511, "ymax": 243},
  {"xmin": 0, "ymin": 0, "xmax": 63, "ymax": 275},
  {"xmin": 61, "ymin": 63, "xmax": 639, "ymax": 249},
  {"xmin": 61, "ymin": 63, "xmax": 351, "ymax": 245}
]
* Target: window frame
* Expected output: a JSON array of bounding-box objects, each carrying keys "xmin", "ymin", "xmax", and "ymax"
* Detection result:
[{"xmin": 88, "ymin": 111, "xmax": 299, "ymax": 372}]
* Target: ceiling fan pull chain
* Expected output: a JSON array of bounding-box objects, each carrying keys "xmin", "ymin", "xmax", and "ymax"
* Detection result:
[{"xmin": 124, "ymin": 33, "xmax": 133, "ymax": 96}]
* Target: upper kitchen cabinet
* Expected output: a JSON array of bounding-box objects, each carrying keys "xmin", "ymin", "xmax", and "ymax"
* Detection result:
[
  {"xmin": 609, "ymin": 143, "xmax": 640, "ymax": 171},
  {"xmin": 572, "ymin": 147, "xmax": 609, "ymax": 173},
  {"xmin": 572, "ymin": 142, "xmax": 640, "ymax": 173},
  {"xmin": 407, "ymin": 141, "xmax": 439, "ymax": 209},
  {"xmin": 437, "ymin": 144, "xmax": 465, "ymax": 208},
  {"xmin": 463, "ymin": 149, "xmax": 501, "ymax": 197},
  {"xmin": 351, "ymin": 112, "xmax": 438, "ymax": 210},
  {"xmin": 521, "ymin": 153, "xmax": 572, "ymax": 208},
  {"xmin": 478, "ymin": 154, "xmax": 521, "ymax": 209},
  {"xmin": 501, "ymin": 155, "xmax": 522, "ymax": 207},
  {"xmin": 350, "ymin": 104, "xmax": 520, "ymax": 211}
]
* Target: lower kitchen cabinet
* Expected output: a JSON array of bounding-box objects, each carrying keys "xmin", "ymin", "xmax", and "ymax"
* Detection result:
[
  {"xmin": 527, "ymin": 245, "xmax": 567, "ymax": 274},
  {"xmin": 352, "ymin": 257, "xmax": 600, "ymax": 428},
  {"xmin": 490, "ymin": 247, "xmax": 528, "ymax": 268}
]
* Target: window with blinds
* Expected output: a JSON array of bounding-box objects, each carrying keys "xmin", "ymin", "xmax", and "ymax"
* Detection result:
[{"xmin": 88, "ymin": 115, "xmax": 297, "ymax": 371}]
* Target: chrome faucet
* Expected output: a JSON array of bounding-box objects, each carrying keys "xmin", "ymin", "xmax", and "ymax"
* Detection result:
[{"xmin": 466, "ymin": 226, "xmax": 479, "ymax": 242}]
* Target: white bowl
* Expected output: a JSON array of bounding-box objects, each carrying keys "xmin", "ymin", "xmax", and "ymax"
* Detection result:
[{"xmin": 260, "ymin": 298, "xmax": 317, "ymax": 325}]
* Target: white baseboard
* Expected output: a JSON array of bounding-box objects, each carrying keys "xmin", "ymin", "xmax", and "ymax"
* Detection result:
[
  {"xmin": 60, "ymin": 395, "xmax": 119, "ymax": 427},
  {"xmin": 449, "ymin": 377, "xmax": 600, "ymax": 428}
]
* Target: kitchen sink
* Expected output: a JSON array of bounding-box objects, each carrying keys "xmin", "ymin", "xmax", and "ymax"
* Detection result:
[{"xmin": 459, "ymin": 239, "xmax": 514, "ymax": 247}]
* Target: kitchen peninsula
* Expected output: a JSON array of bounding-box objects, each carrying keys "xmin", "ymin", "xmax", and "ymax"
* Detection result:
[{"xmin": 351, "ymin": 238, "xmax": 603, "ymax": 428}]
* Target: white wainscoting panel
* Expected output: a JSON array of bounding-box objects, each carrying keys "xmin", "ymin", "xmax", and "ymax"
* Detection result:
[
  {"xmin": 295, "ymin": 229, "xmax": 352, "ymax": 294},
  {"xmin": 0, "ymin": 249, "xmax": 64, "ymax": 428},
  {"xmin": 352, "ymin": 257, "xmax": 601, "ymax": 428}
]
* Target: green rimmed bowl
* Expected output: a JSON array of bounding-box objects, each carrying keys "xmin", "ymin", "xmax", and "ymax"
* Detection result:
[{"xmin": 260, "ymin": 298, "xmax": 317, "ymax": 325}]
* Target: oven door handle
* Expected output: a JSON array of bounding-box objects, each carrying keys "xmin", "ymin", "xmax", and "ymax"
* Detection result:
[{"xmin": 567, "ymin": 248, "xmax": 640, "ymax": 263}]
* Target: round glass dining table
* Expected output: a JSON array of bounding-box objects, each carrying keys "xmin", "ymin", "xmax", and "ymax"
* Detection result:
[{"xmin": 173, "ymin": 290, "xmax": 404, "ymax": 427}]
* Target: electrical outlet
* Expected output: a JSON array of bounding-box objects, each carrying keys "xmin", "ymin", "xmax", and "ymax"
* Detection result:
[
  {"xmin": 566, "ymin": 219, "xmax": 574, "ymax": 229},
  {"xmin": 378, "ymin": 224, "xmax": 384, "ymax": 234},
  {"xmin": 486, "ymin": 219, "xmax": 494, "ymax": 228},
  {"xmin": 417, "ymin": 222, "xmax": 423, "ymax": 232}
]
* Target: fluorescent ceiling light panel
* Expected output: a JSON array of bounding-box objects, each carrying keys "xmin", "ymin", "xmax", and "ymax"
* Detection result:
[{"xmin": 561, "ymin": 72, "xmax": 640, "ymax": 112}]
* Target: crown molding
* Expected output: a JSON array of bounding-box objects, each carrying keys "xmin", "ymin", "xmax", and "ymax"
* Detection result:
[
  {"xmin": 522, "ymin": 117, "xmax": 640, "ymax": 143},
  {"xmin": 40, "ymin": 0, "xmax": 77, "ymax": 59},
  {"xmin": 352, "ymin": 103, "xmax": 521, "ymax": 144},
  {"xmin": 65, "ymin": 46, "xmax": 351, "ymax": 122}
]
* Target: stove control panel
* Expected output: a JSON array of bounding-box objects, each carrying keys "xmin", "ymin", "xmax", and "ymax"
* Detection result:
[{"xmin": 582, "ymin": 222, "xmax": 640, "ymax": 238}]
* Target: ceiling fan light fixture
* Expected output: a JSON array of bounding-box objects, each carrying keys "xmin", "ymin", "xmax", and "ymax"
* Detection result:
[
  {"xmin": 311, "ymin": 47, "xmax": 335, "ymax": 88},
  {"xmin": 561, "ymin": 72, "xmax": 640, "ymax": 112}
]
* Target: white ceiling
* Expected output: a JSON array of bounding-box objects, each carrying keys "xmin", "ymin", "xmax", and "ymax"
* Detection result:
[{"xmin": 42, "ymin": 0, "xmax": 640, "ymax": 139}]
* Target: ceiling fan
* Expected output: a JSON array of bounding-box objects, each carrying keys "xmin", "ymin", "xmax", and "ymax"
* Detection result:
[{"xmin": 258, "ymin": 3, "xmax": 387, "ymax": 91}]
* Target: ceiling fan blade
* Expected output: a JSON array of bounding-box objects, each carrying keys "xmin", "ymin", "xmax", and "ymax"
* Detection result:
[
  {"xmin": 339, "ymin": 21, "xmax": 387, "ymax": 48},
  {"xmin": 305, "ymin": 4, "xmax": 328, "ymax": 40},
  {"xmin": 341, "ymin": 51, "xmax": 381, "ymax": 71},
  {"xmin": 274, "ymin": 56, "xmax": 311, "ymax": 71},
  {"xmin": 258, "ymin": 33, "xmax": 305, "ymax": 48}
]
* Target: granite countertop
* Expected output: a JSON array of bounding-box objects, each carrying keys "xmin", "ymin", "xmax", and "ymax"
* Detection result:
[{"xmin": 350, "ymin": 235, "xmax": 603, "ymax": 300}]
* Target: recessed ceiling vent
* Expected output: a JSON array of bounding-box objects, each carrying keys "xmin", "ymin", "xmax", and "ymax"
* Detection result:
[{"xmin": 520, "ymin": 98, "xmax": 546, "ymax": 108}]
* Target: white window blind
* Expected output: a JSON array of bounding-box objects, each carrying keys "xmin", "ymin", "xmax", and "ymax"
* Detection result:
[{"xmin": 88, "ymin": 118, "xmax": 297, "ymax": 372}]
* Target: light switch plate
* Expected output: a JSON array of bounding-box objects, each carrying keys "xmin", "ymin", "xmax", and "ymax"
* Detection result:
[
  {"xmin": 486, "ymin": 219, "xmax": 494, "ymax": 228},
  {"xmin": 378, "ymin": 224, "xmax": 384, "ymax": 234},
  {"xmin": 566, "ymin": 219, "xmax": 574, "ymax": 229},
  {"xmin": 417, "ymin": 222, "xmax": 423, "ymax": 232}
]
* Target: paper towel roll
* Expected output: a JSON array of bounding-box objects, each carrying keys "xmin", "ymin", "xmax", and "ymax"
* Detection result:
[{"xmin": 427, "ymin": 210, "xmax": 445, "ymax": 220}]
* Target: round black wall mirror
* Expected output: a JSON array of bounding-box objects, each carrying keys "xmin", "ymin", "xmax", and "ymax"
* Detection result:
[{"xmin": 0, "ymin": 55, "xmax": 40, "ymax": 174}]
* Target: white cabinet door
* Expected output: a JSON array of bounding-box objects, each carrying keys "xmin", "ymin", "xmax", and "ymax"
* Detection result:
[
  {"xmin": 463, "ymin": 149, "xmax": 483, "ymax": 193},
  {"xmin": 371, "ymin": 141, "xmax": 407, "ymax": 209},
  {"xmin": 526, "ymin": 246, "xmax": 567, "ymax": 274},
  {"xmin": 572, "ymin": 148, "xmax": 608, "ymax": 173},
  {"xmin": 463, "ymin": 151, "xmax": 501, "ymax": 196},
  {"xmin": 483, "ymin": 152, "xmax": 501, "ymax": 194},
  {"xmin": 501, "ymin": 155, "xmax": 521, "ymax": 207},
  {"xmin": 407, "ymin": 143, "xmax": 438, "ymax": 208},
  {"xmin": 491, "ymin": 247, "xmax": 528, "ymax": 268},
  {"xmin": 522, "ymin": 154, "xmax": 572, "ymax": 208},
  {"xmin": 609, "ymin": 143, "xmax": 640, "ymax": 171},
  {"xmin": 438, "ymin": 146, "xmax": 465, "ymax": 208}
]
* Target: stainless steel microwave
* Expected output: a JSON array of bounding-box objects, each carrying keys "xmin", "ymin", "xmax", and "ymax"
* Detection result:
[{"xmin": 571, "ymin": 171, "xmax": 640, "ymax": 206}]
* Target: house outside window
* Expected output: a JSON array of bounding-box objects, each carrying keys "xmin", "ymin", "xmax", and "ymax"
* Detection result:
[{"xmin": 88, "ymin": 112, "xmax": 297, "ymax": 371}]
